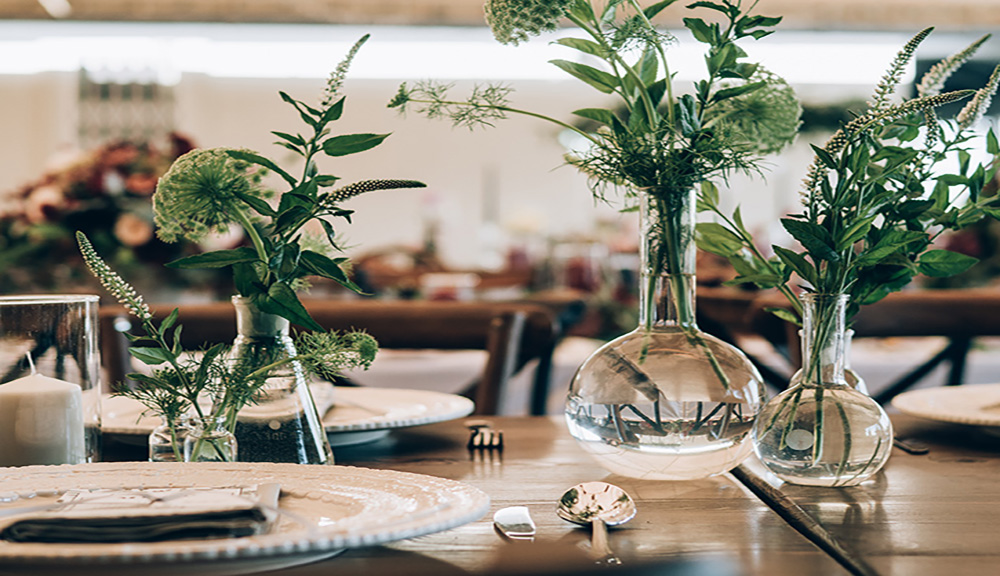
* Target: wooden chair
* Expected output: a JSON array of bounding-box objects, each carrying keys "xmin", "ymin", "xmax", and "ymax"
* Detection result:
[{"xmin": 99, "ymin": 299, "xmax": 560, "ymax": 416}]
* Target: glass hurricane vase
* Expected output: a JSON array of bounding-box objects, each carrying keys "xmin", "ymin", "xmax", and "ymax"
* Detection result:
[
  {"xmin": 565, "ymin": 186, "xmax": 765, "ymax": 480},
  {"xmin": 752, "ymin": 294, "xmax": 892, "ymax": 487},
  {"xmin": 221, "ymin": 296, "xmax": 334, "ymax": 465}
]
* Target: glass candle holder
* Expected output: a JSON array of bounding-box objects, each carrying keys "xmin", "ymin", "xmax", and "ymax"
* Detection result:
[{"xmin": 0, "ymin": 295, "xmax": 101, "ymax": 465}]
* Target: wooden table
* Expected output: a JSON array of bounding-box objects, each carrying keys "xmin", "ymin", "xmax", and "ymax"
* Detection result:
[
  {"xmin": 99, "ymin": 412, "xmax": 1000, "ymax": 575},
  {"xmin": 260, "ymin": 417, "xmax": 847, "ymax": 576}
]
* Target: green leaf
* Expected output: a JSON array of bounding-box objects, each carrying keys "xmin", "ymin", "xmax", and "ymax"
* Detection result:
[
  {"xmin": 160, "ymin": 308, "xmax": 180, "ymax": 332},
  {"xmin": 322, "ymin": 133, "xmax": 390, "ymax": 157},
  {"xmin": 988, "ymin": 128, "xmax": 999, "ymax": 155},
  {"xmin": 166, "ymin": 247, "xmax": 259, "ymax": 269},
  {"xmin": 711, "ymin": 81, "xmax": 765, "ymax": 103},
  {"xmin": 129, "ymin": 347, "xmax": 173, "ymax": 366},
  {"xmin": 257, "ymin": 282, "xmax": 323, "ymax": 331},
  {"xmin": 271, "ymin": 131, "xmax": 305, "ymax": 146},
  {"xmin": 274, "ymin": 205, "xmax": 311, "ymax": 234},
  {"xmin": 917, "ymin": 250, "xmax": 978, "ymax": 277},
  {"xmin": 549, "ymin": 59, "xmax": 618, "ymax": 94},
  {"xmin": 695, "ymin": 222, "xmax": 743, "ymax": 256},
  {"xmin": 781, "ymin": 219, "xmax": 839, "ymax": 263},
  {"xmin": 233, "ymin": 262, "xmax": 265, "ymax": 297},
  {"xmin": 279, "ymin": 91, "xmax": 318, "ymax": 128},
  {"xmin": 234, "ymin": 190, "xmax": 277, "ymax": 217},
  {"xmin": 766, "ymin": 306, "xmax": 801, "ymax": 326},
  {"xmin": 811, "ymin": 144, "xmax": 838, "ymax": 170},
  {"xmin": 299, "ymin": 249, "xmax": 362, "ymax": 291},
  {"xmin": 553, "ymin": 37, "xmax": 606, "ymax": 58},
  {"xmin": 315, "ymin": 175, "xmax": 340, "ymax": 187},
  {"xmin": 224, "ymin": 149, "xmax": 297, "ymax": 187},
  {"xmin": 683, "ymin": 17, "xmax": 716, "ymax": 43},
  {"xmin": 322, "ymin": 96, "xmax": 345, "ymax": 124},
  {"xmin": 855, "ymin": 230, "xmax": 927, "ymax": 267},
  {"xmin": 643, "ymin": 0, "xmax": 681, "ymax": 19},
  {"xmin": 572, "ymin": 108, "xmax": 617, "ymax": 126},
  {"xmin": 773, "ymin": 245, "xmax": 818, "ymax": 287},
  {"xmin": 836, "ymin": 216, "xmax": 875, "ymax": 251}
]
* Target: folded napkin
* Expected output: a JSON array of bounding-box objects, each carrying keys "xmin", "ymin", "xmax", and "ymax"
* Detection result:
[{"xmin": 0, "ymin": 483, "xmax": 280, "ymax": 543}]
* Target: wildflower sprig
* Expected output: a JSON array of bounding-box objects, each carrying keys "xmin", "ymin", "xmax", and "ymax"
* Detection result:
[
  {"xmin": 697, "ymin": 29, "xmax": 1000, "ymax": 324},
  {"xmin": 154, "ymin": 34, "xmax": 426, "ymax": 331}
]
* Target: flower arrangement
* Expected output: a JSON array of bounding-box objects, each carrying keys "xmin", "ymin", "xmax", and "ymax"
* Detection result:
[
  {"xmin": 0, "ymin": 133, "xmax": 226, "ymax": 295},
  {"xmin": 77, "ymin": 35, "xmax": 424, "ymax": 461},
  {"xmin": 698, "ymin": 29, "xmax": 1000, "ymax": 486},
  {"xmin": 388, "ymin": 0, "xmax": 801, "ymax": 479}
]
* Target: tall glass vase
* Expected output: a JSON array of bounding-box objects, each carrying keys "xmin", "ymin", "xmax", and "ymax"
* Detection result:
[
  {"xmin": 565, "ymin": 186, "xmax": 765, "ymax": 480},
  {"xmin": 222, "ymin": 296, "xmax": 334, "ymax": 465},
  {"xmin": 753, "ymin": 294, "xmax": 891, "ymax": 487}
]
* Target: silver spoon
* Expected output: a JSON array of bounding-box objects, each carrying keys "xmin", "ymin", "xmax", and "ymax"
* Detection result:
[{"xmin": 557, "ymin": 481, "xmax": 636, "ymax": 564}]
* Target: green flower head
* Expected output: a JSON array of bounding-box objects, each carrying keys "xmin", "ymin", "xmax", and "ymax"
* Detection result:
[
  {"xmin": 153, "ymin": 147, "xmax": 263, "ymax": 243},
  {"xmin": 484, "ymin": 0, "xmax": 572, "ymax": 45},
  {"xmin": 711, "ymin": 69, "xmax": 802, "ymax": 156}
]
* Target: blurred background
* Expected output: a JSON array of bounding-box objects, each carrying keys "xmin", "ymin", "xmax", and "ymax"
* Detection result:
[{"xmin": 3, "ymin": 1, "xmax": 1000, "ymax": 408}]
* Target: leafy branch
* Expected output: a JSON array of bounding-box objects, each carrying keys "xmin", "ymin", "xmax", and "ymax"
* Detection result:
[{"xmin": 154, "ymin": 35, "xmax": 426, "ymax": 331}]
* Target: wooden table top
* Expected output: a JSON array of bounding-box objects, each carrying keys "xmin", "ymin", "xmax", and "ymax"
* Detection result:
[
  {"xmin": 267, "ymin": 416, "xmax": 846, "ymax": 576},
  {"xmin": 98, "ymin": 411, "xmax": 1000, "ymax": 575}
]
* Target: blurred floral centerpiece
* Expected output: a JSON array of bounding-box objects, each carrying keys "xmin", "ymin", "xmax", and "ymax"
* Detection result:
[
  {"xmin": 390, "ymin": 0, "xmax": 801, "ymax": 479},
  {"xmin": 0, "ymin": 133, "xmax": 231, "ymax": 295},
  {"xmin": 79, "ymin": 35, "xmax": 425, "ymax": 464}
]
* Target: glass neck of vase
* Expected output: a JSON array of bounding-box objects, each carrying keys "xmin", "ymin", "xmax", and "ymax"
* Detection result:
[
  {"xmin": 638, "ymin": 186, "xmax": 697, "ymax": 331},
  {"xmin": 799, "ymin": 293, "xmax": 849, "ymax": 386},
  {"xmin": 232, "ymin": 295, "xmax": 290, "ymax": 338}
]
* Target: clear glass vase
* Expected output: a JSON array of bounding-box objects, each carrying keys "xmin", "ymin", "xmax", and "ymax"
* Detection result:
[
  {"xmin": 565, "ymin": 186, "xmax": 765, "ymax": 480},
  {"xmin": 148, "ymin": 416, "xmax": 190, "ymax": 462},
  {"xmin": 792, "ymin": 329, "xmax": 867, "ymax": 394},
  {"xmin": 184, "ymin": 415, "xmax": 237, "ymax": 463},
  {"xmin": 222, "ymin": 296, "xmax": 334, "ymax": 465},
  {"xmin": 752, "ymin": 294, "xmax": 892, "ymax": 487}
]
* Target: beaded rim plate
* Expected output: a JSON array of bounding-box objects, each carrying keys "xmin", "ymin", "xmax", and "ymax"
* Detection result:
[
  {"xmin": 892, "ymin": 383, "xmax": 1000, "ymax": 428},
  {"xmin": 0, "ymin": 462, "xmax": 489, "ymax": 574},
  {"xmin": 103, "ymin": 387, "xmax": 475, "ymax": 447}
]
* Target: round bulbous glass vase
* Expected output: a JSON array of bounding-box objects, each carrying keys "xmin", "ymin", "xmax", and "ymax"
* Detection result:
[
  {"xmin": 565, "ymin": 185, "xmax": 765, "ymax": 480},
  {"xmin": 183, "ymin": 416, "xmax": 237, "ymax": 463},
  {"xmin": 567, "ymin": 327, "xmax": 766, "ymax": 480},
  {"xmin": 224, "ymin": 296, "xmax": 334, "ymax": 465},
  {"xmin": 752, "ymin": 294, "xmax": 892, "ymax": 487},
  {"xmin": 791, "ymin": 329, "xmax": 867, "ymax": 394}
]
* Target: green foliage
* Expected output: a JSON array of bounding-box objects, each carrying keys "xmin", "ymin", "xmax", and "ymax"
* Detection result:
[
  {"xmin": 78, "ymin": 230, "xmax": 378, "ymax": 459},
  {"xmin": 154, "ymin": 35, "xmax": 426, "ymax": 329},
  {"xmin": 696, "ymin": 30, "xmax": 1000, "ymax": 323},
  {"xmin": 389, "ymin": 0, "xmax": 800, "ymax": 200}
]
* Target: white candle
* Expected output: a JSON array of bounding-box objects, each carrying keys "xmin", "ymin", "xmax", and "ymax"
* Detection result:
[{"xmin": 0, "ymin": 373, "xmax": 85, "ymax": 466}]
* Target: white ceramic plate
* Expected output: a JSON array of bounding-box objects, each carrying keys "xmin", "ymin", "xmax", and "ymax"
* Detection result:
[
  {"xmin": 103, "ymin": 387, "xmax": 475, "ymax": 447},
  {"xmin": 892, "ymin": 383, "xmax": 1000, "ymax": 427},
  {"xmin": 0, "ymin": 462, "xmax": 489, "ymax": 574}
]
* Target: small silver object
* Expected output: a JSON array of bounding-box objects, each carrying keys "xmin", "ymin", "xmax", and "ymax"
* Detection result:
[
  {"xmin": 557, "ymin": 481, "xmax": 636, "ymax": 564},
  {"xmin": 493, "ymin": 506, "xmax": 536, "ymax": 541}
]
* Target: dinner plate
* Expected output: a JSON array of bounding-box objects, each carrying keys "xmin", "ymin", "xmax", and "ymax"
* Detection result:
[
  {"xmin": 0, "ymin": 462, "xmax": 489, "ymax": 575},
  {"xmin": 103, "ymin": 387, "xmax": 475, "ymax": 447},
  {"xmin": 892, "ymin": 383, "xmax": 1000, "ymax": 428}
]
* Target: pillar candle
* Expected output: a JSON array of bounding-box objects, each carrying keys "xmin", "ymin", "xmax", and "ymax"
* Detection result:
[{"xmin": 0, "ymin": 373, "xmax": 85, "ymax": 466}]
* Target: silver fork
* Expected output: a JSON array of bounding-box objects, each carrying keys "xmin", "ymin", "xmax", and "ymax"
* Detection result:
[{"xmin": 467, "ymin": 426, "xmax": 504, "ymax": 451}]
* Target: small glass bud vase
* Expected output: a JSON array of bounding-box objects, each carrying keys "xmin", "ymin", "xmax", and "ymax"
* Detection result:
[
  {"xmin": 224, "ymin": 296, "xmax": 334, "ymax": 465},
  {"xmin": 565, "ymin": 186, "xmax": 765, "ymax": 480},
  {"xmin": 752, "ymin": 294, "xmax": 892, "ymax": 487},
  {"xmin": 148, "ymin": 416, "xmax": 191, "ymax": 462},
  {"xmin": 183, "ymin": 416, "xmax": 237, "ymax": 463}
]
